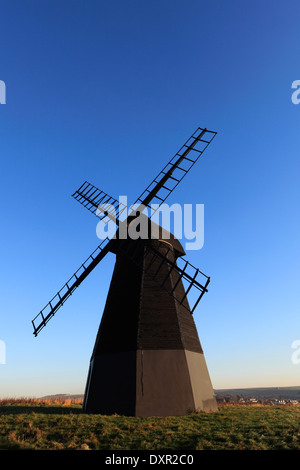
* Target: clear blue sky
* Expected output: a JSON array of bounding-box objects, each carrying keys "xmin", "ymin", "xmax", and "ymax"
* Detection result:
[{"xmin": 0, "ymin": 0, "xmax": 300, "ymax": 397}]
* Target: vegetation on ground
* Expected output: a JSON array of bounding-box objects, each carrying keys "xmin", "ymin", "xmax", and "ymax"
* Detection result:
[{"xmin": 0, "ymin": 398, "xmax": 299, "ymax": 450}]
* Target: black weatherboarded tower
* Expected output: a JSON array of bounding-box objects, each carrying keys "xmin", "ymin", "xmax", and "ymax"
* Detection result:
[{"xmin": 32, "ymin": 127, "xmax": 218, "ymax": 416}]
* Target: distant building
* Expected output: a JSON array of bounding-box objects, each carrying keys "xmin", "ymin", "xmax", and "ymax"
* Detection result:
[
  {"xmin": 272, "ymin": 400, "xmax": 286, "ymax": 405},
  {"xmin": 247, "ymin": 398, "xmax": 258, "ymax": 404}
]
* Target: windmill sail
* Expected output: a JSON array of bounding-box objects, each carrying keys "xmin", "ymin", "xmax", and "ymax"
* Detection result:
[
  {"xmin": 72, "ymin": 181, "xmax": 127, "ymax": 225},
  {"xmin": 32, "ymin": 238, "xmax": 111, "ymax": 336},
  {"xmin": 133, "ymin": 127, "xmax": 217, "ymax": 218}
]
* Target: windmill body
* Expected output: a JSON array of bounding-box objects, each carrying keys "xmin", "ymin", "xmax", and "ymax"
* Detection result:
[
  {"xmin": 32, "ymin": 127, "xmax": 218, "ymax": 416},
  {"xmin": 83, "ymin": 232, "xmax": 217, "ymax": 416}
]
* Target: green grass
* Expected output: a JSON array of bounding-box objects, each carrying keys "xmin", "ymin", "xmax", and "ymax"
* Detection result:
[{"xmin": 0, "ymin": 401, "xmax": 300, "ymax": 450}]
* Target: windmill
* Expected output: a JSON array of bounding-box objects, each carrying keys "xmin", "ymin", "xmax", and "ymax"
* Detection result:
[{"xmin": 32, "ymin": 127, "xmax": 218, "ymax": 416}]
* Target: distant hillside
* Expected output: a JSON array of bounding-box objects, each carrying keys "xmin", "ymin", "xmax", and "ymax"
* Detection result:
[
  {"xmin": 215, "ymin": 386, "xmax": 300, "ymax": 400},
  {"xmin": 41, "ymin": 387, "xmax": 300, "ymax": 402},
  {"xmin": 41, "ymin": 394, "xmax": 84, "ymax": 400}
]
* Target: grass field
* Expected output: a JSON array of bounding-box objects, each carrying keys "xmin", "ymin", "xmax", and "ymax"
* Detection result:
[{"xmin": 0, "ymin": 398, "xmax": 299, "ymax": 450}]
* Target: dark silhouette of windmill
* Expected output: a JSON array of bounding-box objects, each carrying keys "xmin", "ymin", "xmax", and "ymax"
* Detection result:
[{"xmin": 32, "ymin": 127, "xmax": 218, "ymax": 416}]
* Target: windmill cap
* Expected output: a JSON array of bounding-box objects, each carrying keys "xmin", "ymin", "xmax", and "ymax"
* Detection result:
[{"xmin": 111, "ymin": 213, "xmax": 185, "ymax": 257}]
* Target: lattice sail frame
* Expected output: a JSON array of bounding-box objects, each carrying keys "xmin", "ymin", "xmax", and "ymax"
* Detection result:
[
  {"xmin": 133, "ymin": 127, "xmax": 217, "ymax": 218},
  {"xmin": 72, "ymin": 182, "xmax": 127, "ymax": 225},
  {"xmin": 32, "ymin": 238, "xmax": 110, "ymax": 336}
]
